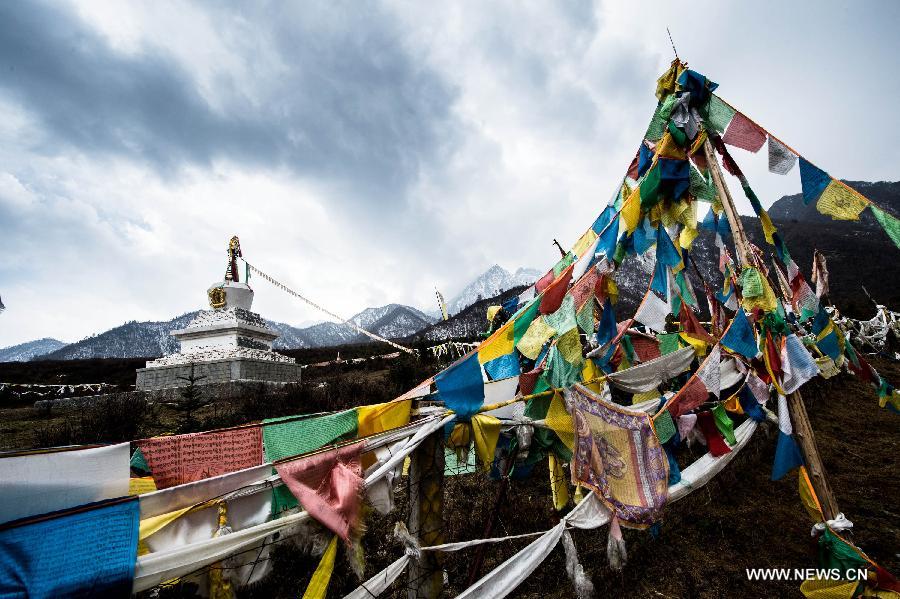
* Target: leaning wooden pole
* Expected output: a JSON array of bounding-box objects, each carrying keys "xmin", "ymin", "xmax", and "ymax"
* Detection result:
[
  {"xmin": 406, "ymin": 429, "xmax": 445, "ymax": 599},
  {"xmin": 703, "ymin": 138, "xmax": 840, "ymax": 521}
]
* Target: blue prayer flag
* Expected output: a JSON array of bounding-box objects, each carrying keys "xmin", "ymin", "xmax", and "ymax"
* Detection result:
[
  {"xmin": 772, "ymin": 431, "xmax": 804, "ymax": 481},
  {"xmin": 637, "ymin": 144, "xmax": 653, "ymax": 178},
  {"xmin": 0, "ymin": 497, "xmax": 139, "ymax": 599},
  {"xmin": 738, "ymin": 386, "xmax": 767, "ymax": 422},
  {"xmin": 591, "ymin": 205, "xmax": 615, "ymax": 235},
  {"xmin": 483, "ymin": 353, "xmax": 520, "ymax": 381},
  {"xmin": 811, "ymin": 307, "xmax": 831, "ymax": 336},
  {"xmin": 677, "ymin": 69, "xmax": 718, "ymax": 106},
  {"xmin": 716, "ymin": 212, "xmax": 731, "ymax": 237},
  {"xmin": 656, "ymin": 225, "xmax": 682, "ymax": 268},
  {"xmin": 721, "ymin": 309, "xmax": 758, "ymax": 359},
  {"xmin": 816, "ymin": 331, "xmax": 842, "ymax": 361},
  {"xmin": 663, "ymin": 442, "xmax": 681, "ymax": 485},
  {"xmin": 658, "ymin": 158, "xmax": 691, "ymax": 201},
  {"xmin": 700, "ymin": 208, "xmax": 717, "ymax": 232},
  {"xmin": 435, "ymin": 353, "xmax": 485, "ymax": 419},
  {"xmin": 596, "ymin": 297, "xmax": 617, "ymax": 348},
  {"xmin": 597, "ymin": 214, "xmax": 621, "ymax": 259},
  {"xmin": 633, "ymin": 217, "xmax": 657, "ymax": 254},
  {"xmin": 799, "ymin": 158, "xmax": 830, "ymax": 205}
]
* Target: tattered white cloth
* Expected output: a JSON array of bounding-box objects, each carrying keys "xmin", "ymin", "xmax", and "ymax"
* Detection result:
[{"xmin": 606, "ymin": 346, "xmax": 695, "ymax": 393}]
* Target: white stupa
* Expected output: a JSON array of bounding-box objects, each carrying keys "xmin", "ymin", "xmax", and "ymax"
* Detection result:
[{"xmin": 136, "ymin": 237, "xmax": 302, "ymax": 391}]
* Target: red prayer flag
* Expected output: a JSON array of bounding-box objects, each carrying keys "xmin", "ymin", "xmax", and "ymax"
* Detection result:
[
  {"xmin": 535, "ymin": 270, "xmax": 554, "ymax": 293},
  {"xmin": 679, "ymin": 301, "xmax": 716, "ymax": 344},
  {"xmin": 722, "ymin": 112, "xmax": 767, "ymax": 153},
  {"xmin": 275, "ymin": 441, "xmax": 365, "ymax": 541},
  {"xmin": 697, "ymin": 411, "xmax": 731, "ymax": 456},
  {"xmin": 670, "ymin": 376, "xmax": 709, "ymax": 418},
  {"xmin": 540, "ymin": 264, "xmax": 574, "ymax": 315}
]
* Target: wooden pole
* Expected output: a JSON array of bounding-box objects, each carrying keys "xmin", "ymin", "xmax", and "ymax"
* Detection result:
[
  {"xmin": 702, "ymin": 139, "xmax": 752, "ymax": 266},
  {"xmin": 407, "ymin": 430, "xmax": 445, "ymax": 599},
  {"xmin": 786, "ymin": 391, "xmax": 839, "ymax": 520},
  {"xmin": 703, "ymin": 136, "xmax": 840, "ymax": 521}
]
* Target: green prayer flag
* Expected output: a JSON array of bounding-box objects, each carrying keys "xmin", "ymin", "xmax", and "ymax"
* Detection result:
[
  {"xmin": 872, "ymin": 205, "xmax": 900, "ymax": 249},
  {"xmin": 702, "ymin": 94, "xmax": 736, "ymax": 135},
  {"xmin": 654, "ymin": 408, "xmax": 676, "ymax": 444},
  {"xmin": 575, "ymin": 297, "xmax": 595, "ymax": 335},
  {"xmin": 689, "ymin": 166, "xmax": 716, "ymax": 202},
  {"xmin": 658, "ymin": 333, "xmax": 682, "ymax": 355},
  {"xmin": 740, "ymin": 267, "xmax": 764, "ymax": 298},
  {"xmin": 552, "ymin": 252, "xmax": 576, "ymax": 277},
  {"xmin": 645, "ymin": 95, "xmax": 677, "ymax": 142},
  {"xmin": 640, "ymin": 165, "xmax": 663, "ymax": 209},
  {"xmin": 817, "ymin": 529, "xmax": 869, "ymax": 578},
  {"xmin": 711, "ymin": 404, "xmax": 737, "ymax": 445},
  {"xmin": 263, "ymin": 410, "xmax": 359, "ymax": 513},
  {"xmin": 547, "ymin": 346, "xmax": 582, "ymax": 389},
  {"xmin": 513, "ymin": 299, "xmax": 542, "ymax": 345},
  {"xmin": 130, "ymin": 447, "xmax": 150, "ymax": 475}
]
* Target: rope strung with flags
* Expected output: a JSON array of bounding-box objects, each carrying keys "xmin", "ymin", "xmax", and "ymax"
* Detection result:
[{"xmin": 243, "ymin": 261, "xmax": 415, "ymax": 354}]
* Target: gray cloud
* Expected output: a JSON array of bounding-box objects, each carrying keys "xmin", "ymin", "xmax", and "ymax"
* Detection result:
[{"xmin": 0, "ymin": 1, "xmax": 458, "ymax": 207}]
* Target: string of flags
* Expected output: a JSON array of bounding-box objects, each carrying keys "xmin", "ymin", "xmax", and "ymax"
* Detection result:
[{"xmin": 2, "ymin": 58, "xmax": 899, "ymax": 599}]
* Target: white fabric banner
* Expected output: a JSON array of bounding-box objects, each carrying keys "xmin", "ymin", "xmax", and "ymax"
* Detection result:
[
  {"xmin": 344, "ymin": 555, "xmax": 411, "ymax": 599},
  {"xmin": 606, "ymin": 346, "xmax": 695, "ymax": 393},
  {"xmin": 0, "ymin": 442, "xmax": 130, "ymax": 525}
]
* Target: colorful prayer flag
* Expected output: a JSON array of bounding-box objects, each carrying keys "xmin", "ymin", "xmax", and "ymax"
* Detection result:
[
  {"xmin": 799, "ymin": 158, "xmax": 830, "ymax": 205},
  {"xmin": 434, "ymin": 353, "xmax": 485, "ymax": 419},
  {"xmin": 816, "ymin": 179, "xmax": 869, "ymax": 221},
  {"xmin": 767, "ymin": 136, "xmax": 797, "ymax": 175},
  {"xmin": 722, "ymin": 112, "xmax": 767, "ymax": 153}
]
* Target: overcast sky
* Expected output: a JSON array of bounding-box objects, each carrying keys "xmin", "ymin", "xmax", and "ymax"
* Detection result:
[{"xmin": 1, "ymin": 0, "xmax": 898, "ymax": 347}]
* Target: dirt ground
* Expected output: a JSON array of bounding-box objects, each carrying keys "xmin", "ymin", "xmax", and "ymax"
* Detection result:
[{"xmin": 1, "ymin": 355, "xmax": 897, "ymax": 598}]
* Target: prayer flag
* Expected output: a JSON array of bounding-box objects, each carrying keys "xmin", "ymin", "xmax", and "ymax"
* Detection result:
[
  {"xmin": 516, "ymin": 316, "xmax": 557, "ymax": 361},
  {"xmin": 772, "ymin": 395, "xmax": 804, "ymax": 480},
  {"xmin": 138, "ymin": 428, "xmax": 264, "ymax": 490},
  {"xmin": 434, "ymin": 353, "xmax": 485, "ymax": 419},
  {"xmin": 697, "ymin": 410, "xmax": 731, "ymax": 456},
  {"xmin": 540, "ymin": 265, "xmax": 574, "ymax": 315},
  {"xmin": 567, "ymin": 384, "xmax": 668, "ymax": 526},
  {"xmin": 720, "ymin": 309, "xmax": 758, "ymax": 359},
  {"xmin": 780, "ymin": 334, "xmax": 819, "ymax": 394},
  {"xmin": 634, "ymin": 291, "xmax": 670, "ymax": 333},
  {"xmin": 702, "ymin": 94, "xmax": 735, "ymax": 134},
  {"xmin": 816, "ymin": 180, "xmax": 869, "ymax": 221},
  {"xmin": 513, "ymin": 299, "xmax": 542, "ymax": 346},
  {"xmin": 799, "ymin": 158, "xmax": 830, "ymax": 205},
  {"xmin": 596, "ymin": 297, "xmax": 617, "ymax": 348},
  {"xmin": 871, "ymin": 205, "xmax": 900, "ymax": 249},
  {"xmin": 484, "ymin": 353, "xmax": 521, "ymax": 381},
  {"xmin": 275, "ymin": 442, "xmax": 365, "ymax": 541},
  {"xmin": 622, "ymin": 188, "xmax": 642, "ymax": 234},
  {"xmin": 722, "ymin": 111, "xmax": 766, "ymax": 153},
  {"xmin": 478, "ymin": 321, "xmax": 516, "ymax": 364},
  {"xmin": 544, "ymin": 294, "xmax": 577, "ymax": 334},
  {"xmin": 0, "ymin": 497, "xmax": 139, "ymax": 599},
  {"xmin": 711, "ymin": 404, "xmax": 737, "ymax": 445},
  {"xmin": 767, "ymin": 136, "xmax": 797, "ymax": 174}
]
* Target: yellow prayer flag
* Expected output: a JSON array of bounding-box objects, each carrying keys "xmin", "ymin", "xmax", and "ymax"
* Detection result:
[
  {"xmin": 741, "ymin": 274, "xmax": 777, "ymax": 313},
  {"xmin": 723, "ymin": 393, "xmax": 744, "ymax": 414},
  {"xmin": 557, "ymin": 328, "xmax": 584, "ymax": 365},
  {"xmin": 515, "ymin": 316, "xmax": 556, "ymax": 360},
  {"xmin": 760, "ymin": 210, "xmax": 777, "ymax": 244},
  {"xmin": 549, "ymin": 454, "xmax": 570, "ymax": 511},
  {"xmin": 129, "ymin": 476, "xmax": 157, "ymax": 495},
  {"xmin": 632, "ymin": 389, "xmax": 660, "ymax": 405},
  {"xmin": 799, "ymin": 577, "xmax": 858, "ymax": 599},
  {"xmin": 357, "ymin": 400, "xmax": 412, "ymax": 438},
  {"xmin": 486, "ymin": 305, "xmax": 502, "ymax": 323},
  {"xmin": 816, "ymin": 180, "xmax": 869, "ymax": 221},
  {"xmin": 471, "ymin": 414, "xmax": 501, "ymax": 469},
  {"xmin": 479, "ymin": 321, "xmax": 516, "ymax": 364},
  {"xmin": 572, "ymin": 229, "xmax": 598, "ymax": 258},
  {"xmin": 798, "ymin": 466, "xmax": 824, "ymax": 523},
  {"xmin": 545, "ymin": 390, "xmax": 575, "ymax": 451},
  {"xmin": 656, "ymin": 132, "xmax": 687, "ymax": 160},
  {"xmin": 302, "ymin": 535, "xmax": 339, "ymax": 599},
  {"xmin": 679, "ymin": 225, "xmax": 699, "ymax": 249},
  {"xmin": 622, "ymin": 187, "xmax": 642, "ymax": 234},
  {"xmin": 679, "ymin": 333, "xmax": 708, "ymax": 357},
  {"xmin": 139, "ymin": 505, "xmax": 194, "ymax": 542}
]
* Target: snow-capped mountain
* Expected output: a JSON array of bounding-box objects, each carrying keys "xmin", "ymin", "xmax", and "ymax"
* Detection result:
[
  {"xmin": 0, "ymin": 338, "xmax": 67, "ymax": 362},
  {"xmin": 445, "ymin": 265, "xmax": 541, "ymax": 316},
  {"xmin": 7, "ymin": 303, "xmax": 435, "ymax": 361}
]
